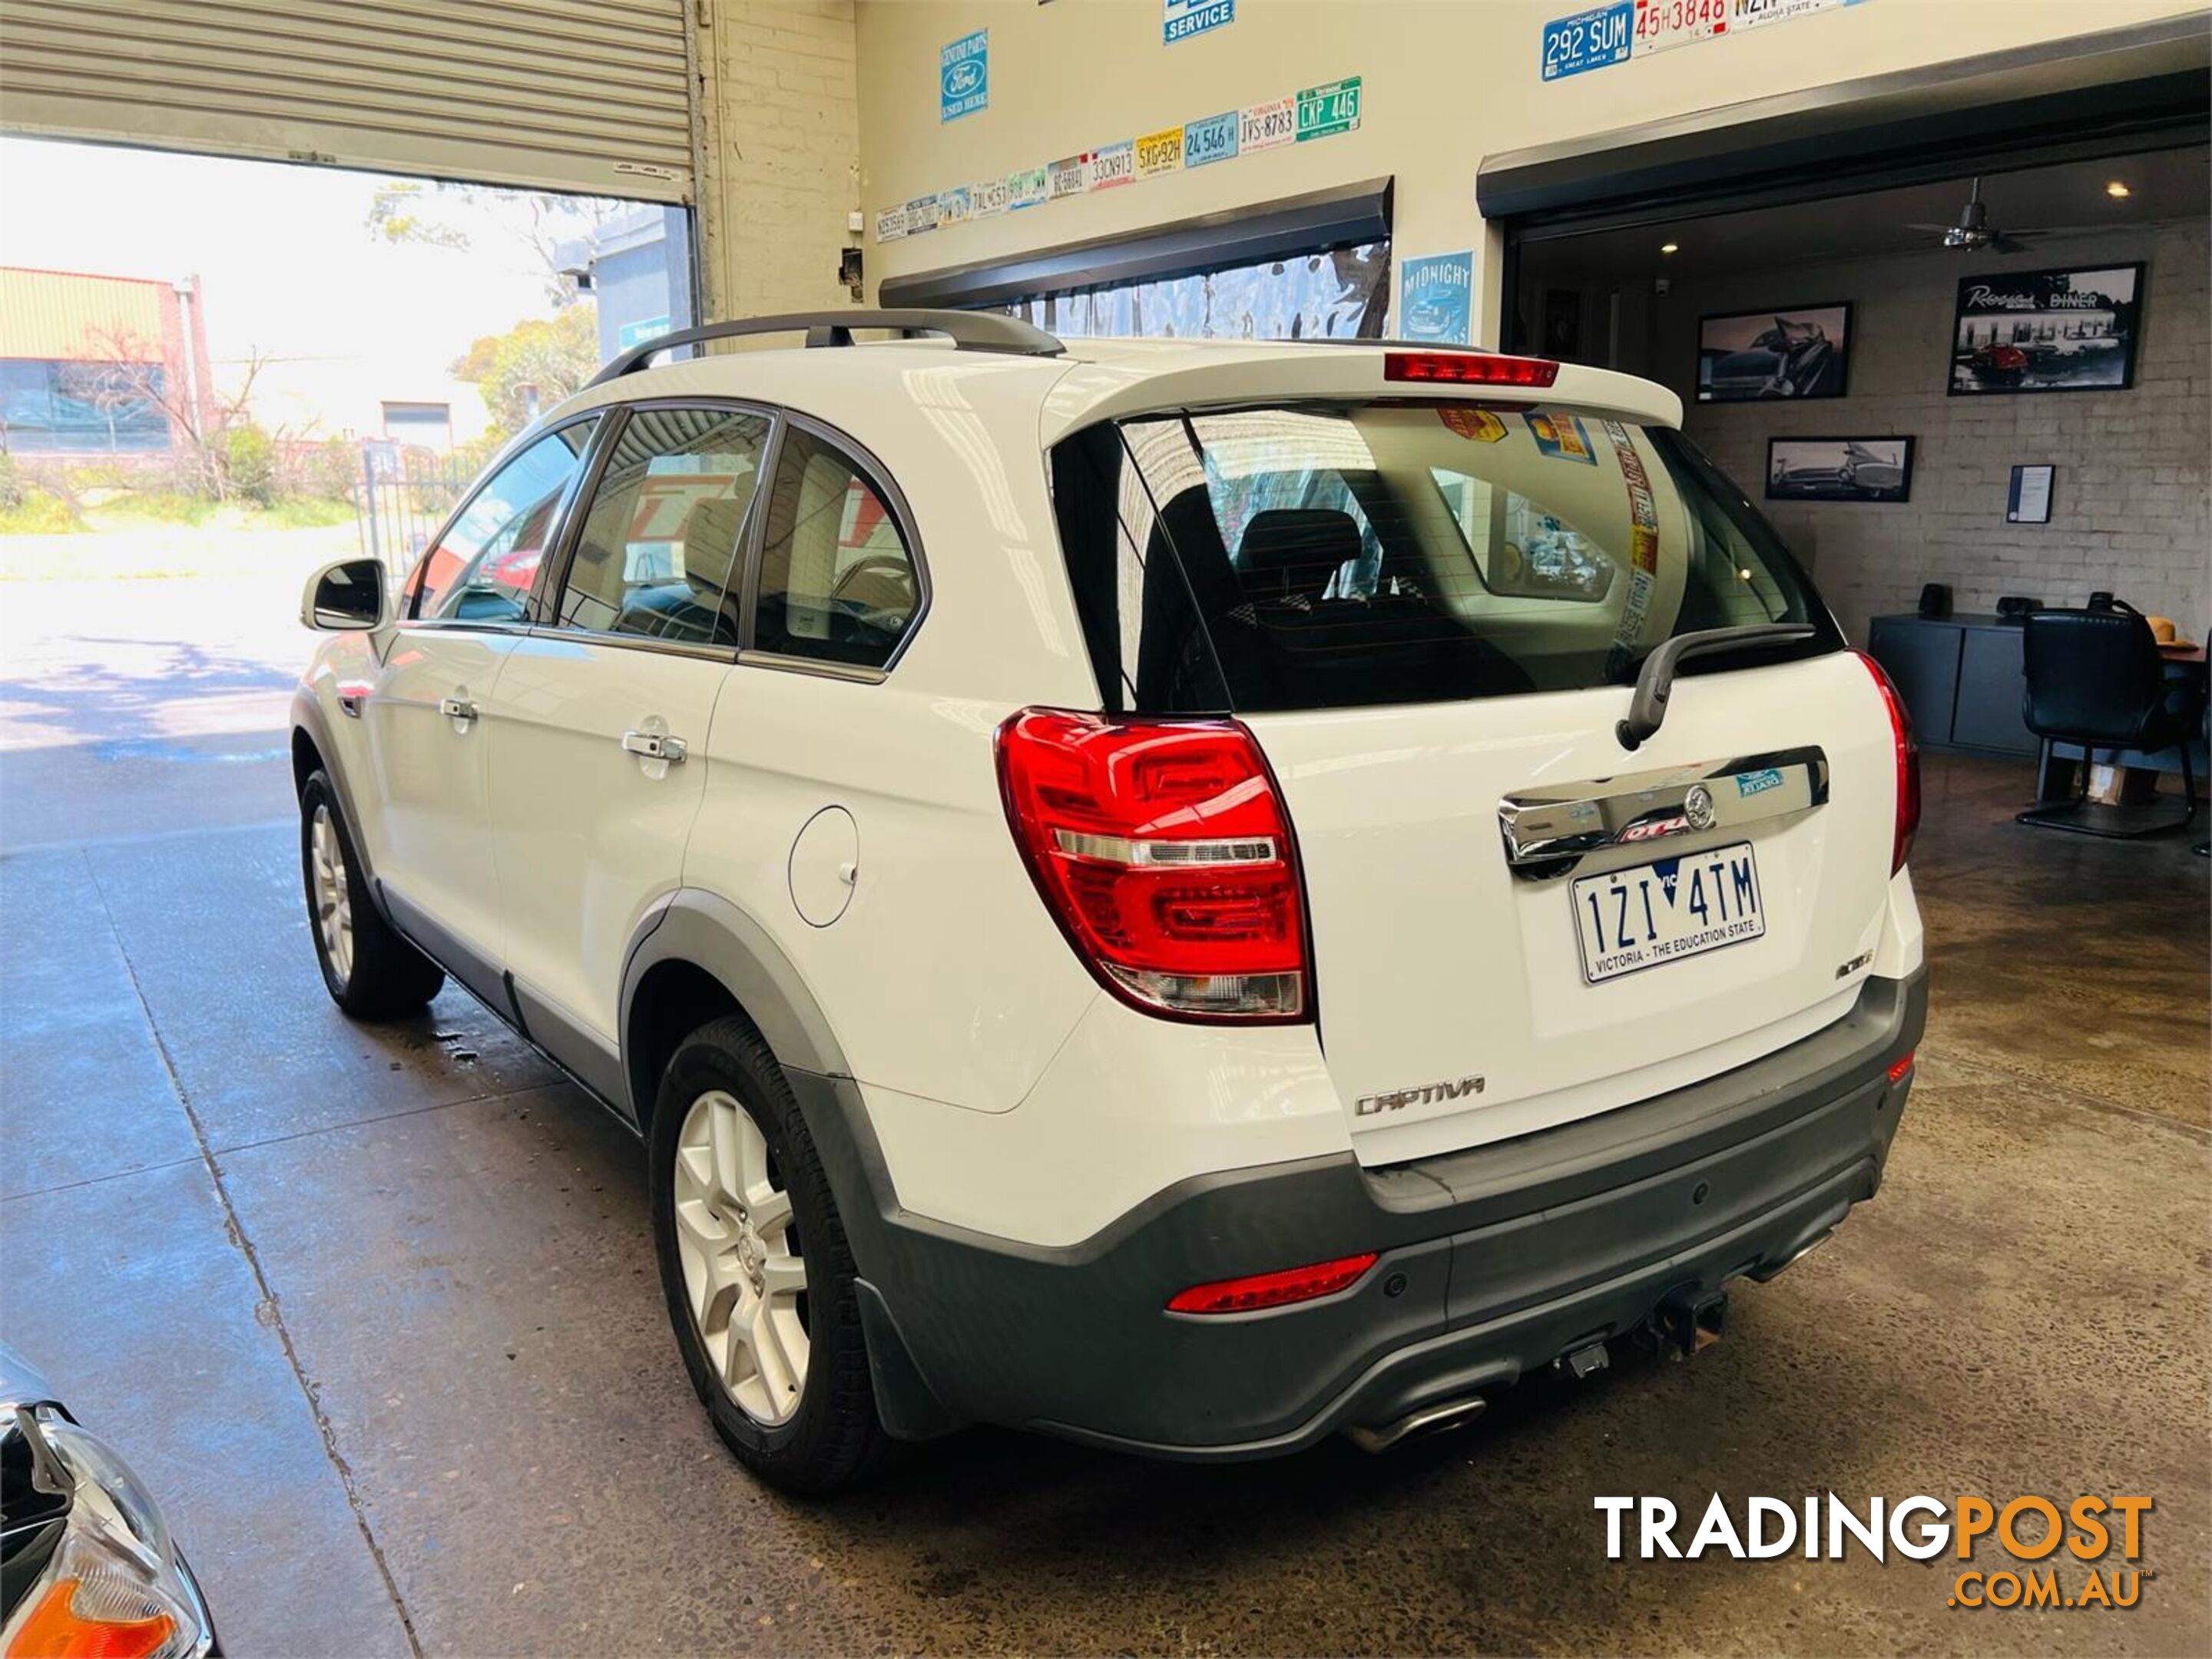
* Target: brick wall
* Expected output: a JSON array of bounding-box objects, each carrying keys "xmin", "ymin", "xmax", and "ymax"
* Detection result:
[
  {"xmin": 697, "ymin": 1, "xmax": 861, "ymax": 320},
  {"xmin": 1662, "ymin": 220, "xmax": 2209, "ymax": 645}
]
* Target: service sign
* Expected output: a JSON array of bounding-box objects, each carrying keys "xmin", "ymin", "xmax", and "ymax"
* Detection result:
[
  {"xmin": 1296, "ymin": 76, "xmax": 1361, "ymax": 142},
  {"xmin": 873, "ymin": 205, "xmax": 906, "ymax": 243},
  {"xmin": 971, "ymin": 175, "xmax": 1011, "ymax": 218},
  {"xmin": 1164, "ymin": 0, "xmax": 1236, "ymax": 45},
  {"xmin": 1009, "ymin": 166, "xmax": 1051, "ymax": 209},
  {"xmin": 1087, "ymin": 140, "xmax": 1136, "ymax": 190},
  {"xmin": 1240, "ymin": 96, "xmax": 1296, "ymax": 153},
  {"xmin": 1136, "ymin": 126, "xmax": 1184, "ymax": 177},
  {"xmin": 1541, "ymin": 2, "xmax": 1634, "ymax": 80},
  {"xmin": 939, "ymin": 29, "xmax": 988, "ymax": 122},
  {"xmin": 1184, "ymin": 110, "xmax": 1239, "ymax": 167}
]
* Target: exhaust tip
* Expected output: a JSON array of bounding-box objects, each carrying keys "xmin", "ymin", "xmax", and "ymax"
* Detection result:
[{"xmin": 1344, "ymin": 1395, "xmax": 1486, "ymax": 1455}]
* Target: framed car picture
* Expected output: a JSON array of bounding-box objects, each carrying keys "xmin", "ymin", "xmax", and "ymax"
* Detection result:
[
  {"xmin": 1950, "ymin": 264, "xmax": 2142, "ymax": 395},
  {"xmin": 1765, "ymin": 436, "xmax": 1915, "ymax": 504},
  {"xmin": 1697, "ymin": 303, "xmax": 1851, "ymax": 402}
]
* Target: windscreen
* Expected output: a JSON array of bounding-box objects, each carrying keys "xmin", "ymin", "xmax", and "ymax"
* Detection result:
[{"xmin": 1050, "ymin": 402, "xmax": 1843, "ymax": 714}]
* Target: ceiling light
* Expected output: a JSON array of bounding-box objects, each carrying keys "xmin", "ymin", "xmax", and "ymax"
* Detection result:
[
  {"xmin": 1660, "ymin": 242, "xmax": 1681, "ymax": 255},
  {"xmin": 2105, "ymin": 180, "xmax": 2132, "ymax": 199}
]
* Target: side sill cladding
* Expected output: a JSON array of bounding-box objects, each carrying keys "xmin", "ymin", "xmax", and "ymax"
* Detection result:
[{"xmin": 617, "ymin": 888, "xmax": 855, "ymax": 1121}]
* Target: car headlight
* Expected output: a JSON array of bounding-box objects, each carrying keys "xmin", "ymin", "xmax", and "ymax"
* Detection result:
[{"xmin": 2, "ymin": 1408, "xmax": 213, "ymax": 1659}]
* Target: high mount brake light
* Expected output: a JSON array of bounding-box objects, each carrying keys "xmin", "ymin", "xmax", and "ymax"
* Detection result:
[
  {"xmin": 1167, "ymin": 1252, "xmax": 1379, "ymax": 1315},
  {"xmin": 1382, "ymin": 351, "xmax": 1560, "ymax": 388},
  {"xmin": 995, "ymin": 709, "xmax": 1310, "ymax": 1022},
  {"xmin": 1855, "ymin": 651, "xmax": 1921, "ymax": 876}
]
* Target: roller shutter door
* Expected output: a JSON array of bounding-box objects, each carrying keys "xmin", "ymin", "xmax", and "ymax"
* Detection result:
[{"xmin": 0, "ymin": 0, "xmax": 695, "ymax": 202}]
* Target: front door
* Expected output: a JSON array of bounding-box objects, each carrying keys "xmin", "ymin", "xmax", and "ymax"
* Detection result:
[
  {"xmin": 364, "ymin": 422, "xmax": 597, "ymax": 998},
  {"xmin": 483, "ymin": 404, "xmax": 769, "ymax": 1095}
]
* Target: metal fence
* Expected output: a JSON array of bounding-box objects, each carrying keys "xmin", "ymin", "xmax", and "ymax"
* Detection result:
[{"xmin": 352, "ymin": 445, "xmax": 473, "ymax": 575}]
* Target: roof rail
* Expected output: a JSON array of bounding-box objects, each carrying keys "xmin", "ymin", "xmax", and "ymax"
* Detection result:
[{"xmin": 587, "ymin": 308, "xmax": 1064, "ymax": 385}]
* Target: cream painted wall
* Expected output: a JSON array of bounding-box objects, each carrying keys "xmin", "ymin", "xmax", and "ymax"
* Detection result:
[{"xmin": 852, "ymin": 0, "xmax": 2206, "ymax": 336}]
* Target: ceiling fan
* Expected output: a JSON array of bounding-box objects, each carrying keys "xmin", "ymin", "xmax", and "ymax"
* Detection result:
[{"xmin": 1905, "ymin": 177, "xmax": 2039, "ymax": 253}]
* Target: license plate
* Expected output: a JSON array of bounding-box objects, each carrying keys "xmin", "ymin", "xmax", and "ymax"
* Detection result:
[{"xmin": 1572, "ymin": 840, "xmax": 1765, "ymax": 984}]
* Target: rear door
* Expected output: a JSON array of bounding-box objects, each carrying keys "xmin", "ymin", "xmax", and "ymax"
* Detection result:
[
  {"xmin": 1090, "ymin": 400, "xmax": 1898, "ymax": 1163},
  {"xmin": 482, "ymin": 403, "xmax": 767, "ymax": 1094}
]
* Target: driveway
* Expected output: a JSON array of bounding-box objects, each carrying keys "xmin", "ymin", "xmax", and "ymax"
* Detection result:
[{"xmin": 0, "ymin": 527, "xmax": 350, "ymax": 849}]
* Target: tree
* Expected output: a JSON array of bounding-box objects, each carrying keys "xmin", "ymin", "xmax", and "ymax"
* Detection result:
[
  {"xmin": 449, "ymin": 306, "xmax": 601, "ymax": 440},
  {"xmin": 366, "ymin": 179, "xmax": 631, "ymax": 306},
  {"xmin": 78, "ymin": 326, "xmax": 273, "ymax": 501}
]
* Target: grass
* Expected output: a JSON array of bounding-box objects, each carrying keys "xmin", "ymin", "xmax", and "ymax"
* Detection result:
[
  {"xmin": 0, "ymin": 491, "xmax": 81, "ymax": 535},
  {"xmin": 0, "ymin": 488, "xmax": 356, "ymax": 537},
  {"xmin": 253, "ymin": 496, "xmax": 355, "ymax": 528}
]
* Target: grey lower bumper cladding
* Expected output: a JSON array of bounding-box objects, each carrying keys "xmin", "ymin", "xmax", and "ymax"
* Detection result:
[{"xmin": 794, "ymin": 969, "xmax": 1928, "ymax": 1459}]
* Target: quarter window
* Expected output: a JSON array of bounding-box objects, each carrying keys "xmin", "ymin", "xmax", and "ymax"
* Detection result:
[
  {"xmin": 555, "ymin": 406, "xmax": 769, "ymax": 647},
  {"xmin": 411, "ymin": 422, "xmax": 595, "ymax": 623},
  {"xmin": 754, "ymin": 429, "xmax": 917, "ymax": 669}
]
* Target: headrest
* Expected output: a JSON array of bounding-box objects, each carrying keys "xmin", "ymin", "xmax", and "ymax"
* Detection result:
[{"xmin": 1237, "ymin": 508, "xmax": 1362, "ymax": 603}]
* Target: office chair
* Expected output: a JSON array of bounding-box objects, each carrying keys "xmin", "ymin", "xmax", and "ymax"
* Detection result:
[{"xmin": 2018, "ymin": 608, "xmax": 2201, "ymax": 837}]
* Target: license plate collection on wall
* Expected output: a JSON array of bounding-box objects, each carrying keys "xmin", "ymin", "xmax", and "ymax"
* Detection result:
[{"xmin": 877, "ymin": 70, "xmax": 1363, "ymax": 243}]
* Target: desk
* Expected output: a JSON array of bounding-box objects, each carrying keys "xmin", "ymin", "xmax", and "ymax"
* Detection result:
[{"xmin": 1866, "ymin": 614, "xmax": 2038, "ymax": 757}]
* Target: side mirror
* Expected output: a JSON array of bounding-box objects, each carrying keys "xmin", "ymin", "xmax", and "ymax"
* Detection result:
[{"xmin": 301, "ymin": 558, "xmax": 390, "ymax": 631}]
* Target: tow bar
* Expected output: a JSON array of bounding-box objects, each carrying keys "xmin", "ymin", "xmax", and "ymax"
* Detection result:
[{"xmin": 1651, "ymin": 1286, "xmax": 1728, "ymax": 1357}]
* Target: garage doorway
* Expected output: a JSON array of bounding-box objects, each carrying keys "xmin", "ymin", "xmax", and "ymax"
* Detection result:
[
  {"xmin": 883, "ymin": 178, "xmax": 1394, "ymax": 340},
  {"xmin": 0, "ymin": 136, "xmax": 693, "ymax": 851}
]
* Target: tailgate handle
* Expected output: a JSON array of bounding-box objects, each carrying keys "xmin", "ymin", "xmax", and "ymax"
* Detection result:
[
  {"xmin": 1497, "ymin": 747, "xmax": 1830, "ymax": 873},
  {"xmin": 1617, "ymin": 624, "xmax": 1818, "ymax": 751}
]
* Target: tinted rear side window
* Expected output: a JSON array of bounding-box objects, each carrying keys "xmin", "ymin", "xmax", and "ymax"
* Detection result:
[{"xmin": 1051, "ymin": 402, "xmax": 1841, "ymax": 714}]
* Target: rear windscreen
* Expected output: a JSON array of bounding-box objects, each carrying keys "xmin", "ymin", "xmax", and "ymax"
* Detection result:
[{"xmin": 1049, "ymin": 402, "xmax": 1843, "ymax": 714}]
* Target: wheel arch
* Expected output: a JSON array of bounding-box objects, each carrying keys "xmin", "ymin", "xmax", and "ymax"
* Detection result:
[
  {"xmin": 618, "ymin": 890, "xmax": 853, "ymax": 1133},
  {"xmin": 290, "ymin": 687, "xmax": 386, "ymax": 905}
]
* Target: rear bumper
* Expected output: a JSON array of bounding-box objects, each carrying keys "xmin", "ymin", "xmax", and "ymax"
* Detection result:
[{"xmin": 800, "ymin": 968, "xmax": 1927, "ymax": 1459}]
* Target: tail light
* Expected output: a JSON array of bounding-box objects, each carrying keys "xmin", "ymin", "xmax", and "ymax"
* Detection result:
[
  {"xmin": 1167, "ymin": 1252, "xmax": 1377, "ymax": 1314},
  {"xmin": 1887, "ymin": 1049, "xmax": 1916, "ymax": 1084},
  {"xmin": 995, "ymin": 708, "xmax": 1310, "ymax": 1022},
  {"xmin": 1856, "ymin": 651, "xmax": 1920, "ymax": 875},
  {"xmin": 1383, "ymin": 351, "xmax": 1558, "ymax": 388}
]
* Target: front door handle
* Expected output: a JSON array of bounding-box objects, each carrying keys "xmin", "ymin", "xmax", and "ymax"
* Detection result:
[
  {"xmin": 438, "ymin": 694, "xmax": 477, "ymax": 727},
  {"xmin": 621, "ymin": 728, "xmax": 687, "ymax": 764}
]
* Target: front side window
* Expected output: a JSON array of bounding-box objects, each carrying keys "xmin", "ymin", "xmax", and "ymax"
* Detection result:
[
  {"xmin": 554, "ymin": 406, "xmax": 769, "ymax": 647},
  {"xmin": 753, "ymin": 429, "xmax": 917, "ymax": 669},
  {"xmin": 411, "ymin": 422, "xmax": 596, "ymax": 623},
  {"xmin": 1054, "ymin": 401, "xmax": 1840, "ymax": 714}
]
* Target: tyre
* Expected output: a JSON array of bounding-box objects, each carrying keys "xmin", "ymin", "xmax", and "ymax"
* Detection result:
[
  {"xmin": 300, "ymin": 770, "xmax": 444, "ymax": 1019},
  {"xmin": 650, "ymin": 1015, "xmax": 886, "ymax": 1494}
]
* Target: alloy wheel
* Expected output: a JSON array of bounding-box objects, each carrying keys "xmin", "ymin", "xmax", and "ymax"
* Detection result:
[
  {"xmin": 671, "ymin": 1088, "xmax": 810, "ymax": 1425},
  {"xmin": 310, "ymin": 803, "xmax": 354, "ymax": 987}
]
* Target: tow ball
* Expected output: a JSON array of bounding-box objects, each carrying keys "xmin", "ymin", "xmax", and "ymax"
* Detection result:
[{"xmin": 1649, "ymin": 1286, "xmax": 1728, "ymax": 1358}]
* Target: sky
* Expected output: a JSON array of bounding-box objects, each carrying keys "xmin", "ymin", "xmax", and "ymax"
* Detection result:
[{"xmin": 0, "ymin": 137, "xmax": 631, "ymax": 419}]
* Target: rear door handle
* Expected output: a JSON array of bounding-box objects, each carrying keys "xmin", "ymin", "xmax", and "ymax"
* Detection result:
[
  {"xmin": 438, "ymin": 695, "xmax": 477, "ymax": 727},
  {"xmin": 621, "ymin": 729, "xmax": 687, "ymax": 764}
]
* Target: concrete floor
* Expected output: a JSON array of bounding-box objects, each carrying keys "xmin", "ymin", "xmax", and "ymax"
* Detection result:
[{"xmin": 2, "ymin": 739, "xmax": 2207, "ymax": 1657}]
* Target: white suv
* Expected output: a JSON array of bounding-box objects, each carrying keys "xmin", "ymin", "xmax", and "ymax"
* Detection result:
[{"xmin": 292, "ymin": 311, "xmax": 1926, "ymax": 1492}]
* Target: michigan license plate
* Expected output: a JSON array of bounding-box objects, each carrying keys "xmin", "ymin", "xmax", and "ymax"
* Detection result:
[{"xmin": 1572, "ymin": 841, "xmax": 1765, "ymax": 984}]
